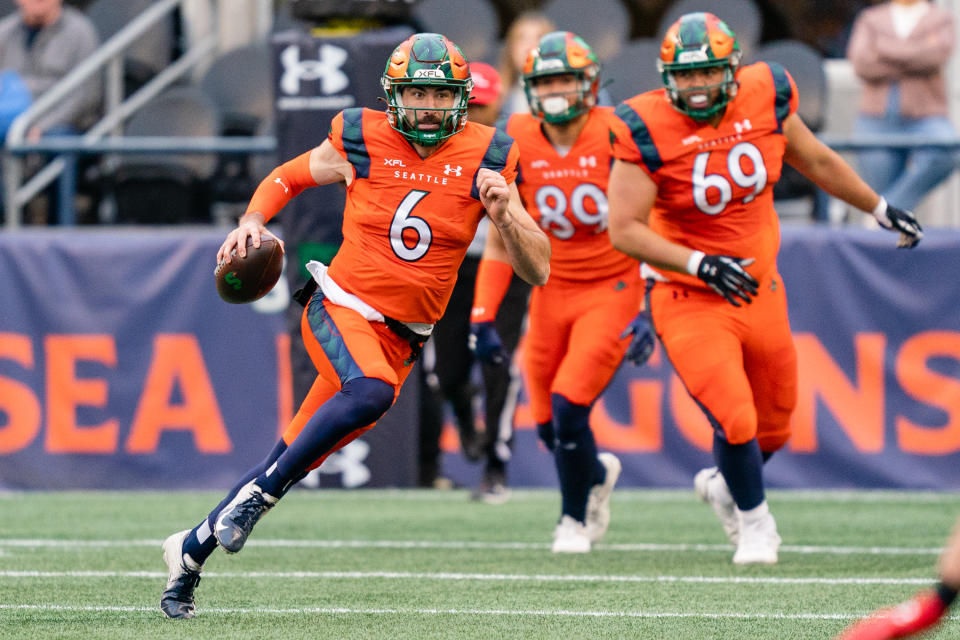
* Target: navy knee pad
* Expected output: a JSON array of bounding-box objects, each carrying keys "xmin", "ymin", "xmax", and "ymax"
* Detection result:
[{"xmin": 551, "ymin": 394, "xmax": 593, "ymax": 446}]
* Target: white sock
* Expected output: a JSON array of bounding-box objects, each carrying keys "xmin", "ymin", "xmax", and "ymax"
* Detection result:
[{"xmin": 737, "ymin": 500, "xmax": 770, "ymax": 525}]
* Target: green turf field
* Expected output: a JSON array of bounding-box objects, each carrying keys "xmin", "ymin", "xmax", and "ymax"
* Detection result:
[{"xmin": 1, "ymin": 489, "xmax": 958, "ymax": 639}]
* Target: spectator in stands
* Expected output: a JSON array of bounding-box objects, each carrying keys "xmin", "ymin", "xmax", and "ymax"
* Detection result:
[
  {"xmin": 0, "ymin": 0, "xmax": 99, "ymax": 142},
  {"xmin": 847, "ymin": 0, "xmax": 958, "ymax": 213},
  {"xmin": 0, "ymin": 0, "xmax": 99, "ymax": 223},
  {"xmin": 835, "ymin": 514, "xmax": 959, "ymax": 639},
  {"xmin": 498, "ymin": 10, "xmax": 554, "ymax": 117},
  {"xmin": 418, "ymin": 61, "xmax": 530, "ymax": 503}
]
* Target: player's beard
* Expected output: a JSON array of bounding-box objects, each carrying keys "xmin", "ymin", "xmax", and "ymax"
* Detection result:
[{"xmin": 416, "ymin": 112, "xmax": 443, "ymax": 132}]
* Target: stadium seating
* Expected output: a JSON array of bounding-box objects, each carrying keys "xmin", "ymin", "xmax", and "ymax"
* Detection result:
[
  {"xmin": 602, "ymin": 39, "xmax": 663, "ymax": 103},
  {"xmin": 200, "ymin": 42, "xmax": 273, "ymax": 137},
  {"xmin": 110, "ymin": 86, "xmax": 220, "ymax": 224},
  {"xmin": 541, "ymin": 0, "xmax": 630, "ymax": 62},
  {"xmin": 85, "ymin": 0, "xmax": 175, "ymax": 96},
  {"xmin": 412, "ymin": 0, "xmax": 499, "ymax": 64}
]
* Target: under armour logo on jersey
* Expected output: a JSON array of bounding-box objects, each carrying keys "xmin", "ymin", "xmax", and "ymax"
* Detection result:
[
  {"xmin": 444, "ymin": 164, "xmax": 462, "ymax": 176},
  {"xmin": 578, "ymin": 156, "xmax": 596, "ymax": 168},
  {"xmin": 274, "ymin": 177, "xmax": 289, "ymax": 193},
  {"xmin": 279, "ymin": 44, "xmax": 349, "ymax": 95},
  {"xmin": 733, "ymin": 119, "xmax": 753, "ymax": 134}
]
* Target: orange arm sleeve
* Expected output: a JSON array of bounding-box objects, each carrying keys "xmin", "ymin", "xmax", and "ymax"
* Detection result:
[
  {"xmin": 470, "ymin": 259, "xmax": 514, "ymax": 323},
  {"xmin": 244, "ymin": 150, "xmax": 317, "ymax": 222}
]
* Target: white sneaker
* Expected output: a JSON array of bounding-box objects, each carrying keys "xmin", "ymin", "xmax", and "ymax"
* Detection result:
[
  {"xmin": 551, "ymin": 515, "xmax": 591, "ymax": 553},
  {"xmin": 585, "ymin": 453, "xmax": 621, "ymax": 542},
  {"xmin": 732, "ymin": 502, "xmax": 781, "ymax": 565},
  {"xmin": 694, "ymin": 467, "xmax": 739, "ymax": 545},
  {"xmin": 160, "ymin": 529, "xmax": 202, "ymax": 619}
]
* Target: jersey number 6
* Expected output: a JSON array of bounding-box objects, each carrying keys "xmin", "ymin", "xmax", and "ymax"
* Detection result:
[
  {"xmin": 692, "ymin": 142, "xmax": 767, "ymax": 215},
  {"xmin": 390, "ymin": 189, "xmax": 432, "ymax": 261}
]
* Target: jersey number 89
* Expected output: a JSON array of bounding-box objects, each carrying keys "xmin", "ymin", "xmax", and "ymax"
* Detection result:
[
  {"xmin": 535, "ymin": 183, "xmax": 608, "ymax": 239},
  {"xmin": 693, "ymin": 142, "xmax": 767, "ymax": 215}
]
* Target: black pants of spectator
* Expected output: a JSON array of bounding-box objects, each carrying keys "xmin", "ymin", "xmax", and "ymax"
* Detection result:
[{"xmin": 418, "ymin": 255, "xmax": 530, "ymax": 487}]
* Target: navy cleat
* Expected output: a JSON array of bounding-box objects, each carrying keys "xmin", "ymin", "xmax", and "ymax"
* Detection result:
[
  {"xmin": 160, "ymin": 529, "xmax": 202, "ymax": 619},
  {"xmin": 214, "ymin": 480, "xmax": 278, "ymax": 553}
]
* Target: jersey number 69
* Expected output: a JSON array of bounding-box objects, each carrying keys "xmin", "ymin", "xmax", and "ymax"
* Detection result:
[{"xmin": 693, "ymin": 142, "xmax": 768, "ymax": 215}]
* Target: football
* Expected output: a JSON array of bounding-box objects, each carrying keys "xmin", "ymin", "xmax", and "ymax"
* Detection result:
[{"xmin": 214, "ymin": 235, "xmax": 284, "ymax": 304}]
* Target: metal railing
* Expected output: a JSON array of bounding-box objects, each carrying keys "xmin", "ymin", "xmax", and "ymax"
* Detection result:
[{"xmin": 2, "ymin": 0, "xmax": 219, "ymax": 228}]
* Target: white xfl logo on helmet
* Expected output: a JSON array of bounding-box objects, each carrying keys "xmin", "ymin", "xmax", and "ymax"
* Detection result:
[
  {"xmin": 413, "ymin": 68, "xmax": 445, "ymax": 79},
  {"xmin": 280, "ymin": 44, "xmax": 349, "ymax": 95},
  {"xmin": 444, "ymin": 164, "xmax": 462, "ymax": 176}
]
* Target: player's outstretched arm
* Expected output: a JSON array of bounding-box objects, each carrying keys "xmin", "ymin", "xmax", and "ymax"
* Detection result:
[
  {"xmin": 478, "ymin": 169, "xmax": 550, "ymax": 286},
  {"xmin": 218, "ymin": 141, "xmax": 353, "ymax": 264},
  {"xmin": 782, "ymin": 113, "xmax": 922, "ymax": 248}
]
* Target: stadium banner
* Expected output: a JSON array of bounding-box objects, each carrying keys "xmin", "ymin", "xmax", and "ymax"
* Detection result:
[
  {"xmin": 442, "ymin": 226, "xmax": 960, "ymax": 491},
  {"xmin": 0, "ymin": 226, "xmax": 958, "ymax": 490},
  {"xmin": 0, "ymin": 229, "xmax": 418, "ymax": 490}
]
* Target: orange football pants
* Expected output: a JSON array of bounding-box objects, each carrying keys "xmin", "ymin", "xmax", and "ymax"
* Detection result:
[
  {"xmin": 524, "ymin": 269, "xmax": 641, "ymax": 424},
  {"xmin": 281, "ymin": 292, "xmax": 416, "ymax": 470},
  {"xmin": 648, "ymin": 271, "xmax": 797, "ymax": 452}
]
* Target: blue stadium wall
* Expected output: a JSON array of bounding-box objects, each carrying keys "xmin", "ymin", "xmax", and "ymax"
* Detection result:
[{"xmin": 0, "ymin": 226, "xmax": 958, "ymax": 490}]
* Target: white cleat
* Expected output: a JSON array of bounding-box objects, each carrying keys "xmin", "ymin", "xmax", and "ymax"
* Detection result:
[
  {"xmin": 551, "ymin": 515, "xmax": 591, "ymax": 553},
  {"xmin": 585, "ymin": 453, "xmax": 622, "ymax": 542},
  {"xmin": 215, "ymin": 481, "xmax": 278, "ymax": 554},
  {"xmin": 732, "ymin": 503, "xmax": 781, "ymax": 565},
  {"xmin": 694, "ymin": 467, "xmax": 740, "ymax": 545},
  {"xmin": 160, "ymin": 529, "xmax": 202, "ymax": 619}
]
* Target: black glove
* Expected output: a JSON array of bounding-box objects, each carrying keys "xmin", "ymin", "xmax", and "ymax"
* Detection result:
[
  {"xmin": 874, "ymin": 199, "xmax": 923, "ymax": 249},
  {"xmin": 468, "ymin": 321, "xmax": 506, "ymax": 365},
  {"xmin": 694, "ymin": 253, "xmax": 759, "ymax": 307},
  {"xmin": 620, "ymin": 311, "xmax": 655, "ymax": 366},
  {"xmin": 536, "ymin": 420, "xmax": 556, "ymax": 452}
]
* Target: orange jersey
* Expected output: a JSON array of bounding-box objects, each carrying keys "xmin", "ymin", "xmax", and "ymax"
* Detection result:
[
  {"xmin": 504, "ymin": 107, "xmax": 637, "ymax": 282},
  {"xmin": 326, "ymin": 107, "xmax": 519, "ymax": 324},
  {"xmin": 611, "ymin": 62, "xmax": 799, "ymax": 289}
]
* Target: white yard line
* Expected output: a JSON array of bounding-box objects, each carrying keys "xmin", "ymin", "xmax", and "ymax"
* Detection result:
[
  {"xmin": 0, "ymin": 538, "xmax": 943, "ymax": 555},
  {"xmin": 0, "ymin": 569, "xmax": 937, "ymax": 585},
  {"xmin": 4, "ymin": 602, "xmax": 957, "ymax": 621}
]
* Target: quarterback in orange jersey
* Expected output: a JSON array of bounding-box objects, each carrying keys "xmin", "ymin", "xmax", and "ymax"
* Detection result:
[
  {"xmin": 470, "ymin": 31, "xmax": 655, "ymax": 553},
  {"xmin": 607, "ymin": 13, "xmax": 923, "ymax": 565},
  {"xmin": 158, "ymin": 33, "xmax": 550, "ymax": 619}
]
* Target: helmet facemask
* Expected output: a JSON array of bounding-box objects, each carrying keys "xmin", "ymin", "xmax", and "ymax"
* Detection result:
[
  {"xmin": 659, "ymin": 54, "xmax": 741, "ymax": 121},
  {"xmin": 524, "ymin": 70, "xmax": 598, "ymax": 124},
  {"xmin": 383, "ymin": 79, "xmax": 470, "ymax": 146},
  {"xmin": 382, "ymin": 33, "xmax": 473, "ymax": 146}
]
